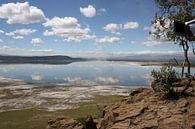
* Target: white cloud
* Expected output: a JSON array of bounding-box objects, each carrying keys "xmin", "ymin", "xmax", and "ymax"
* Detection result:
[
  {"xmin": 123, "ymin": 22, "xmax": 139, "ymax": 29},
  {"xmin": 13, "ymin": 35, "xmax": 24, "ymax": 39},
  {"xmin": 103, "ymin": 23, "xmax": 122, "ymax": 34},
  {"xmin": 80, "ymin": 5, "xmax": 96, "ymax": 18},
  {"xmin": 143, "ymin": 26, "xmax": 150, "ymax": 31},
  {"xmin": 43, "ymin": 17, "xmax": 79, "ymax": 28},
  {"xmin": 142, "ymin": 40, "xmax": 162, "ymax": 47},
  {"xmin": 0, "ymin": 29, "xmax": 4, "ymax": 34},
  {"xmin": 96, "ymin": 36, "xmax": 120, "ymax": 43},
  {"xmin": 31, "ymin": 72, "xmax": 44, "ymax": 81},
  {"xmin": 43, "ymin": 30, "xmax": 54, "ymax": 36},
  {"xmin": 43, "ymin": 16, "xmax": 95, "ymax": 42},
  {"xmin": 141, "ymin": 18, "xmax": 171, "ymax": 47},
  {"xmin": 103, "ymin": 21, "xmax": 139, "ymax": 34},
  {"xmin": 0, "ymin": 46, "xmax": 56, "ymax": 56},
  {"xmin": 98, "ymin": 8, "xmax": 106, "ymax": 13},
  {"xmin": 129, "ymin": 50, "xmax": 182, "ymax": 56},
  {"xmin": 0, "ymin": 2, "xmax": 45, "ymax": 24},
  {"xmin": 129, "ymin": 38, "xmax": 169, "ymax": 47},
  {"xmin": 97, "ymin": 8, "xmax": 106, "ymax": 15},
  {"xmin": 0, "ymin": 45, "xmax": 184, "ymax": 58},
  {"xmin": 6, "ymin": 28, "xmax": 36, "ymax": 39},
  {"xmin": 0, "ymin": 39, "xmax": 3, "ymax": 43},
  {"xmin": 130, "ymin": 41, "xmax": 136, "ymax": 44},
  {"xmin": 6, "ymin": 29, "xmax": 36, "ymax": 36},
  {"xmin": 5, "ymin": 33, "xmax": 14, "ymax": 36},
  {"xmin": 142, "ymin": 37, "xmax": 172, "ymax": 47},
  {"xmin": 63, "ymin": 50, "xmax": 186, "ymax": 59},
  {"xmin": 31, "ymin": 38, "xmax": 43, "ymax": 46}
]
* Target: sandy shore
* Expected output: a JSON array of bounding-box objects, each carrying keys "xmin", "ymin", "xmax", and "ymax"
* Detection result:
[{"xmin": 0, "ymin": 77, "xmax": 139, "ymax": 112}]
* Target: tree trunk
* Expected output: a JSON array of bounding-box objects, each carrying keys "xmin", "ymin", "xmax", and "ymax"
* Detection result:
[{"xmin": 181, "ymin": 40, "xmax": 190, "ymax": 77}]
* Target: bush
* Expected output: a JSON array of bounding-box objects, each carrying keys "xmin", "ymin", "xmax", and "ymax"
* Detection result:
[{"xmin": 151, "ymin": 65, "xmax": 180, "ymax": 98}]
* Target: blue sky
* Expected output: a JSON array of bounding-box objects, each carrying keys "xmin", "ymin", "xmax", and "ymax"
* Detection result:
[{"xmin": 0, "ymin": 0, "xmax": 182, "ymax": 57}]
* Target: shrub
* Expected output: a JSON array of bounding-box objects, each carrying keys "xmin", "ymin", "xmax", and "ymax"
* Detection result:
[{"xmin": 151, "ymin": 65, "xmax": 180, "ymax": 98}]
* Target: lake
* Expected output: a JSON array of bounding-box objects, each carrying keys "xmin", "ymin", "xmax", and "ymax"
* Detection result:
[
  {"xmin": 0, "ymin": 61, "xmax": 194, "ymax": 87},
  {"xmin": 1, "ymin": 61, "xmax": 195, "ymax": 112}
]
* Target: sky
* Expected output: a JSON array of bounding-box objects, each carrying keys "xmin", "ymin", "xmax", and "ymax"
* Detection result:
[{"xmin": 0, "ymin": 0, "xmax": 183, "ymax": 57}]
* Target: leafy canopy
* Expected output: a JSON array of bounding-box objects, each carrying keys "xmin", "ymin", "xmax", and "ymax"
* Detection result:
[{"xmin": 152, "ymin": 0, "xmax": 195, "ymax": 42}]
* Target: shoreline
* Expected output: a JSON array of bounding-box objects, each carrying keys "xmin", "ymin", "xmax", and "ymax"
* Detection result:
[{"xmin": 0, "ymin": 77, "xmax": 144, "ymax": 112}]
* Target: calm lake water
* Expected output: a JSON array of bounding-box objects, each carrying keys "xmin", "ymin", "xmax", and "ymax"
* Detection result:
[{"xmin": 0, "ymin": 61, "xmax": 194, "ymax": 87}]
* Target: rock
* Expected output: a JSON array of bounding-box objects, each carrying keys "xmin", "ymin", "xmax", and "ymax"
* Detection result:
[
  {"xmin": 186, "ymin": 87, "xmax": 194, "ymax": 93},
  {"xmin": 84, "ymin": 116, "xmax": 97, "ymax": 129},
  {"xmin": 46, "ymin": 86, "xmax": 195, "ymax": 129},
  {"xmin": 189, "ymin": 98, "xmax": 195, "ymax": 129},
  {"xmin": 137, "ymin": 119, "xmax": 158, "ymax": 129},
  {"xmin": 99, "ymin": 88, "xmax": 195, "ymax": 129},
  {"xmin": 46, "ymin": 116, "xmax": 83, "ymax": 129},
  {"xmin": 129, "ymin": 88, "xmax": 145, "ymax": 96},
  {"xmin": 177, "ymin": 98, "xmax": 189, "ymax": 108},
  {"xmin": 46, "ymin": 116, "xmax": 98, "ymax": 129},
  {"xmin": 172, "ymin": 78, "xmax": 195, "ymax": 94},
  {"xmin": 159, "ymin": 115, "xmax": 185, "ymax": 129}
]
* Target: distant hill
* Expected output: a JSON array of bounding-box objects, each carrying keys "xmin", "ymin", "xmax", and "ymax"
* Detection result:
[
  {"xmin": 0, "ymin": 54, "xmax": 194, "ymax": 65},
  {"xmin": 0, "ymin": 55, "xmax": 84, "ymax": 64},
  {"xmin": 106, "ymin": 54, "xmax": 195, "ymax": 62}
]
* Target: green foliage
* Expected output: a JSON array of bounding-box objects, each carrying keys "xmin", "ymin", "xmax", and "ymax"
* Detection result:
[
  {"xmin": 152, "ymin": 0, "xmax": 195, "ymax": 42},
  {"xmin": 152, "ymin": 0, "xmax": 195, "ymax": 77},
  {"xmin": 151, "ymin": 65, "xmax": 180, "ymax": 98}
]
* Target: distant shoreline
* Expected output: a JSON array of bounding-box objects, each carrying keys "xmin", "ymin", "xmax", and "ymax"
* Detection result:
[
  {"xmin": 0, "ymin": 59, "xmax": 195, "ymax": 67},
  {"xmin": 0, "ymin": 55, "xmax": 195, "ymax": 67},
  {"xmin": 0, "ymin": 55, "xmax": 85, "ymax": 64}
]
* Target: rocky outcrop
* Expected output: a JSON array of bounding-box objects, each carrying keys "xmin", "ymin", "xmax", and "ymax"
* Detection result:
[
  {"xmin": 46, "ymin": 116, "xmax": 84, "ymax": 129},
  {"xmin": 46, "ymin": 80, "xmax": 195, "ymax": 129},
  {"xmin": 99, "ymin": 80, "xmax": 195, "ymax": 129},
  {"xmin": 46, "ymin": 116, "xmax": 98, "ymax": 129}
]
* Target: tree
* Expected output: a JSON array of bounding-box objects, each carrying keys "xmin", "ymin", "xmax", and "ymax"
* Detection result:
[
  {"xmin": 151, "ymin": 65, "xmax": 180, "ymax": 98},
  {"xmin": 151, "ymin": 0, "xmax": 195, "ymax": 77}
]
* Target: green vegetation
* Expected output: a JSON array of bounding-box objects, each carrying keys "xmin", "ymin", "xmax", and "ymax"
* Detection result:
[
  {"xmin": 151, "ymin": 65, "xmax": 180, "ymax": 99},
  {"xmin": 152, "ymin": 0, "xmax": 195, "ymax": 76},
  {"xmin": 0, "ymin": 95, "xmax": 123, "ymax": 129}
]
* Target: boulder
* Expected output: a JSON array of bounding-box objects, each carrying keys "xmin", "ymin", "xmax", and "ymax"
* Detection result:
[
  {"xmin": 46, "ymin": 116, "xmax": 83, "ymax": 129},
  {"xmin": 46, "ymin": 116, "xmax": 98, "ymax": 129}
]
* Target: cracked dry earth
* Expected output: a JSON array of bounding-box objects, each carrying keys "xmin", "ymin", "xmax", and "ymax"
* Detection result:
[{"xmin": 99, "ymin": 87, "xmax": 195, "ymax": 129}]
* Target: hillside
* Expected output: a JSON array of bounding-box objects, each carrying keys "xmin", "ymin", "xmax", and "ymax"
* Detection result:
[{"xmin": 0, "ymin": 55, "xmax": 84, "ymax": 64}]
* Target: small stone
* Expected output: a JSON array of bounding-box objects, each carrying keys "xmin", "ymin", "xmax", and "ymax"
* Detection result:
[
  {"xmin": 177, "ymin": 98, "xmax": 189, "ymax": 108},
  {"xmin": 129, "ymin": 88, "xmax": 145, "ymax": 96},
  {"xmin": 46, "ymin": 116, "xmax": 83, "ymax": 129}
]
